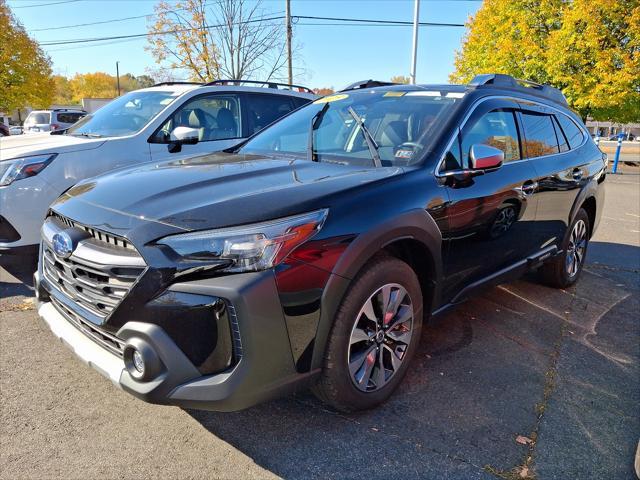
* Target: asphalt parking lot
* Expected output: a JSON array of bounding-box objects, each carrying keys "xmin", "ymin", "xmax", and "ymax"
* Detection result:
[{"xmin": 1, "ymin": 171, "xmax": 638, "ymax": 480}]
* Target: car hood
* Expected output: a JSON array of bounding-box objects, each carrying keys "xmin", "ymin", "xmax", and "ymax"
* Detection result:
[
  {"xmin": 55, "ymin": 152, "xmax": 403, "ymax": 233},
  {"xmin": 0, "ymin": 132, "xmax": 105, "ymax": 160}
]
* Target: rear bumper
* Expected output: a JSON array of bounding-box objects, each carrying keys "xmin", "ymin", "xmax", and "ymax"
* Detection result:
[{"xmin": 35, "ymin": 268, "xmax": 319, "ymax": 411}]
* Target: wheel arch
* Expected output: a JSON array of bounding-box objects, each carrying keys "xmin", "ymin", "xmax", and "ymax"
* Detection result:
[
  {"xmin": 568, "ymin": 177, "xmax": 599, "ymax": 237},
  {"xmin": 310, "ymin": 209, "xmax": 443, "ymax": 370}
]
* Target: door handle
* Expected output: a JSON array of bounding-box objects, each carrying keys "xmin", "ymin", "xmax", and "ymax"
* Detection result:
[
  {"xmin": 520, "ymin": 181, "xmax": 538, "ymax": 196},
  {"xmin": 572, "ymin": 168, "xmax": 583, "ymax": 181}
]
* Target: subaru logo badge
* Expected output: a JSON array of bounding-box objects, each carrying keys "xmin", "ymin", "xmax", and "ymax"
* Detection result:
[{"xmin": 52, "ymin": 231, "xmax": 74, "ymax": 258}]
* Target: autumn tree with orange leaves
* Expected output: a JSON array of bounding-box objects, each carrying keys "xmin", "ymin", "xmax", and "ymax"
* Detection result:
[
  {"xmin": 451, "ymin": 0, "xmax": 639, "ymax": 122},
  {"xmin": 146, "ymin": 0, "xmax": 290, "ymax": 83}
]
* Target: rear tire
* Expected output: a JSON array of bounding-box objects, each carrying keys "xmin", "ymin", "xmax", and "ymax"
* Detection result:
[
  {"xmin": 539, "ymin": 208, "xmax": 590, "ymax": 289},
  {"xmin": 312, "ymin": 255, "xmax": 423, "ymax": 412}
]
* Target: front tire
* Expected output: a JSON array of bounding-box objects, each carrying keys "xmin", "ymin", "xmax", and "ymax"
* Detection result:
[
  {"xmin": 313, "ymin": 255, "xmax": 423, "ymax": 412},
  {"xmin": 539, "ymin": 208, "xmax": 590, "ymax": 288}
]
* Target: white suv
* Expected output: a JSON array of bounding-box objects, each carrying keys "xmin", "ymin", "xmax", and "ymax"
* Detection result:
[
  {"xmin": 0, "ymin": 80, "xmax": 315, "ymax": 251},
  {"xmin": 23, "ymin": 109, "xmax": 87, "ymax": 134}
]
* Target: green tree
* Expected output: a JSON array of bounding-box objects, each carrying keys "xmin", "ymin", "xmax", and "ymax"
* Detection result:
[
  {"xmin": 0, "ymin": 0, "xmax": 54, "ymax": 111},
  {"xmin": 450, "ymin": 0, "xmax": 639, "ymax": 122}
]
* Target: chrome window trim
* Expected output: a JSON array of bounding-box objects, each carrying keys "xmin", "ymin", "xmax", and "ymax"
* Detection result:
[{"xmin": 434, "ymin": 95, "xmax": 589, "ymax": 178}]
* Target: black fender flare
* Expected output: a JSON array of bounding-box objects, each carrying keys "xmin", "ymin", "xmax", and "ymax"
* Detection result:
[
  {"xmin": 310, "ymin": 208, "xmax": 443, "ymax": 370},
  {"xmin": 568, "ymin": 177, "xmax": 599, "ymax": 235}
]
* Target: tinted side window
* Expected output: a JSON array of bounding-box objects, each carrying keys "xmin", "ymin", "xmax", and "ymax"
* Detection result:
[
  {"xmin": 291, "ymin": 96, "xmax": 312, "ymax": 109},
  {"xmin": 555, "ymin": 114, "xmax": 584, "ymax": 150},
  {"xmin": 520, "ymin": 112, "xmax": 559, "ymax": 158},
  {"xmin": 460, "ymin": 109, "xmax": 521, "ymax": 167},
  {"xmin": 56, "ymin": 112, "xmax": 85, "ymax": 124},
  {"xmin": 246, "ymin": 94, "xmax": 295, "ymax": 135},
  {"xmin": 153, "ymin": 94, "xmax": 242, "ymax": 143},
  {"xmin": 552, "ymin": 116, "xmax": 569, "ymax": 153}
]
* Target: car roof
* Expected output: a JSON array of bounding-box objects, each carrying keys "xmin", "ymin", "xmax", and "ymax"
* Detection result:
[{"xmin": 138, "ymin": 82, "xmax": 316, "ymax": 99}]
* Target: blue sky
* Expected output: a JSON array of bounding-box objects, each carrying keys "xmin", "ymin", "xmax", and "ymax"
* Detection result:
[{"xmin": 8, "ymin": 0, "xmax": 482, "ymax": 89}]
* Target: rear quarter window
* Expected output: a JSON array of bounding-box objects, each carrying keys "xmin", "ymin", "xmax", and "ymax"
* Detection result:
[{"xmin": 555, "ymin": 114, "xmax": 585, "ymax": 150}]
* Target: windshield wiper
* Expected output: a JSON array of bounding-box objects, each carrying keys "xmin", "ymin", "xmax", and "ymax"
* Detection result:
[
  {"xmin": 308, "ymin": 102, "xmax": 330, "ymax": 162},
  {"xmin": 69, "ymin": 132, "xmax": 103, "ymax": 138},
  {"xmin": 347, "ymin": 107, "xmax": 382, "ymax": 168}
]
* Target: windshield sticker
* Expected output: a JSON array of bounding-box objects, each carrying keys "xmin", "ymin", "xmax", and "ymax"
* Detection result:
[
  {"xmin": 383, "ymin": 91, "xmax": 405, "ymax": 97},
  {"xmin": 314, "ymin": 94, "xmax": 349, "ymax": 104},
  {"xmin": 395, "ymin": 149, "xmax": 414, "ymax": 159}
]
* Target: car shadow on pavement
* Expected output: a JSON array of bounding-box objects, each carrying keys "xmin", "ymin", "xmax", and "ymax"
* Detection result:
[
  {"xmin": 0, "ymin": 252, "xmax": 37, "ymax": 299},
  {"xmin": 186, "ymin": 243, "xmax": 639, "ymax": 480}
]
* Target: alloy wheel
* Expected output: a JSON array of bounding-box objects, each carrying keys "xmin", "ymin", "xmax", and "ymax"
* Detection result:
[
  {"xmin": 566, "ymin": 219, "xmax": 587, "ymax": 277},
  {"xmin": 490, "ymin": 206, "xmax": 517, "ymax": 237},
  {"xmin": 347, "ymin": 283, "xmax": 414, "ymax": 392}
]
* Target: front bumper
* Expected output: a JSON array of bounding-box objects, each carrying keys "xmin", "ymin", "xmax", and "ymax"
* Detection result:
[{"xmin": 35, "ymin": 267, "xmax": 319, "ymax": 411}]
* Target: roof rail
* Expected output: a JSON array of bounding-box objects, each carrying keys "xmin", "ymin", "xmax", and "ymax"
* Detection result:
[
  {"xmin": 340, "ymin": 79, "xmax": 399, "ymax": 92},
  {"xmin": 151, "ymin": 81, "xmax": 203, "ymax": 87},
  {"xmin": 205, "ymin": 79, "xmax": 314, "ymax": 93},
  {"xmin": 469, "ymin": 73, "xmax": 568, "ymax": 106}
]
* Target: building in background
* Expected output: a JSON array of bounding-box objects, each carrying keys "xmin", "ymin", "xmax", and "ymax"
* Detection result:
[{"xmin": 586, "ymin": 120, "xmax": 640, "ymax": 140}]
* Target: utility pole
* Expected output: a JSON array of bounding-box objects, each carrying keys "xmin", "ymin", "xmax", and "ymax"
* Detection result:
[
  {"xmin": 285, "ymin": 0, "xmax": 293, "ymax": 85},
  {"xmin": 409, "ymin": 0, "xmax": 420, "ymax": 85},
  {"xmin": 116, "ymin": 61, "xmax": 121, "ymax": 96}
]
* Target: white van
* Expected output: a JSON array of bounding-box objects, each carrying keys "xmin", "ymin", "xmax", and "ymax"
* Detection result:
[{"xmin": 0, "ymin": 81, "xmax": 315, "ymax": 251}]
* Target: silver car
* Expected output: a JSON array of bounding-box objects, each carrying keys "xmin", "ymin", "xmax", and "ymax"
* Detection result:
[{"xmin": 23, "ymin": 109, "xmax": 87, "ymax": 134}]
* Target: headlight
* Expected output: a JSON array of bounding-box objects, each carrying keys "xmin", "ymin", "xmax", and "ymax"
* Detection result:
[
  {"xmin": 157, "ymin": 209, "xmax": 329, "ymax": 272},
  {"xmin": 0, "ymin": 154, "xmax": 57, "ymax": 186}
]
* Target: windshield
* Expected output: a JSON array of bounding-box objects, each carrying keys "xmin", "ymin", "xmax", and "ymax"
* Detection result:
[
  {"xmin": 238, "ymin": 89, "xmax": 464, "ymax": 167},
  {"xmin": 66, "ymin": 90, "xmax": 180, "ymax": 138},
  {"xmin": 25, "ymin": 112, "xmax": 51, "ymax": 125}
]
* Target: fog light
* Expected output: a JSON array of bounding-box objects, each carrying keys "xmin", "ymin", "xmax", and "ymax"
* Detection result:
[{"xmin": 132, "ymin": 350, "xmax": 145, "ymax": 375}]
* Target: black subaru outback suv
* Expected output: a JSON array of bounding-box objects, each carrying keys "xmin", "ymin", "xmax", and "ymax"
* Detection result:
[{"xmin": 35, "ymin": 74, "xmax": 605, "ymax": 412}]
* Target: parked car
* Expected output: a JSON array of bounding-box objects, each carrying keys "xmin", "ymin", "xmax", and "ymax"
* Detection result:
[
  {"xmin": 23, "ymin": 108, "xmax": 87, "ymax": 134},
  {"xmin": 34, "ymin": 74, "xmax": 605, "ymax": 412},
  {"xmin": 0, "ymin": 80, "xmax": 315, "ymax": 252},
  {"xmin": 0, "ymin": 123, "xmax": 9, "ymax": 137},
  {"xmin": 8, "ymin": 125, "xmax": 23, "ymax": 136}
]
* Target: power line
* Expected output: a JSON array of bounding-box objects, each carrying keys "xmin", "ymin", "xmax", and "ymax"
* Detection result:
[
  {"xmin": 38, "ymin": 14, "xmax": 465, "ymax": 47},
  {"xmin": 10, "ymin": 0, "xmax": 81, "ymax": 8},
  {"xmin": 39, "ymin": 15, "xmax": 286, "ymax": 46},
  {"xmin": 294, "ymin": 15, "xmax": 464, "ymax": 27},
  {"xmin": 31, "ymin": 13, "xmax": 153, "ymax": 32},
  {"xmin": 28, "ymin": 2, "xmax": 220, "ymax": 31}
]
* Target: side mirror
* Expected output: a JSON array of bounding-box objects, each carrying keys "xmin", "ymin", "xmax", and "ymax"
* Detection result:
[
  {"xmin": 170, "ymin": 126, "xmax": 199, "ymax": 145},
  {"xmin": 469, "ymin": 144, "xmax": 504, "ymax": 170}
]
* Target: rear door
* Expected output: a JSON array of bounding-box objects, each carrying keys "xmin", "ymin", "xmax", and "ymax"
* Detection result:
[
  {"xmin": 438, "ymin": 98, "xmax": 541, "ymax": 303},
  {"xmin": 244, "ymin": 93, "xmax": 300, "ymax": 137},
  {"xmin": 517, "ymin": 103, "xmax": 588, "ymax": 250}
]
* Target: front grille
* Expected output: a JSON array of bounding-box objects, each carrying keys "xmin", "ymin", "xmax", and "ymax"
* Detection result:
[
  {"xmin": 42, "ymin": 244, "xmax": 145, "ymax": 318},
  {"xmin": 51, "ymin": 212, "xmax": 136, "ymax": 251},
  {"xmin": 41, "ymin": 215, "xmax": 146, "ymax": 319},
  {"xmin": 50, "ymin": 296, "xmax": 125, "ymax": 357}
]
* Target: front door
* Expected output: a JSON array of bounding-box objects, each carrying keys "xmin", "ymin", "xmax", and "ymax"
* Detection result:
[
  {"xmin": 438, "ymin": 99, "xmax": 541, "ymax": 304},
  {"xmin": 148, "ymin": 92, "xmax": 245, "ymax": 162}
]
